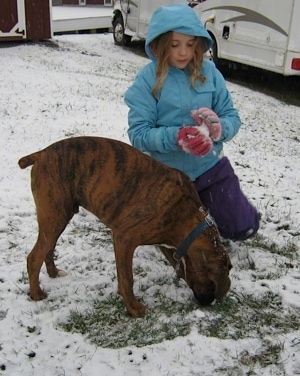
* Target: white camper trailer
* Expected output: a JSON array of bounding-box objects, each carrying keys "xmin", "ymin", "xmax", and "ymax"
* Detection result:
[
  {"xmin": 192, "ymin": 0, "xmax": 300, "ymax": 76},
  {"xmin": 112, "ymin": 0, "xmax": 196, "ymax": 46},
  {"xmin": 112, "ymin": 0, "xmax": 300, "ymax": 76}
]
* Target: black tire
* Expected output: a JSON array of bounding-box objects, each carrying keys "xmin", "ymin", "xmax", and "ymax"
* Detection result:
[{"xmin": 112, "ymin": 15, "xmax": 132, "ymax": 46}]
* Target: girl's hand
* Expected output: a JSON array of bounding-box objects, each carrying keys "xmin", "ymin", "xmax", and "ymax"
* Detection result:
[
  {"xmin": 177, "ymin": 126, "xmax": 212, "ymax": 156},
  {"xmin": 191, "ymin": 108, "xmax": 222, "ymax": 141}
]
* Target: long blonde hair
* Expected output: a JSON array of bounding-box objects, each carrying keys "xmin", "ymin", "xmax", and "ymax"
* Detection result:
[{"xmin": 150, "ymin": 32, "xmax": 206, "ymax": 97}]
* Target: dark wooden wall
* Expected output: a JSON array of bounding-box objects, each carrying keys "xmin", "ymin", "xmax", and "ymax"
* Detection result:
[
  {"xmin": 25, "ymin": 0, "xmax": 51, "ymax": 40},
  {"xmin": 0, "ymin": 0, "xmax": 19, "ymax": 33},
  {"xmin": 0, "ymin": 0, "xmax": 51, "ymax": 41}
]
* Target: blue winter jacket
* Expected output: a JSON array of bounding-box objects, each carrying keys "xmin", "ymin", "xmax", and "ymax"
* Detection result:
[{"xmin": 124, "ymin": 3, "xmax": 241, "ymax": 181}]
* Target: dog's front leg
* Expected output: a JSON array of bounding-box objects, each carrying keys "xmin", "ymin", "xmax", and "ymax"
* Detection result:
[{"xmin": 113, "ymin": 238, "xmax": 147, "ymax": 317}]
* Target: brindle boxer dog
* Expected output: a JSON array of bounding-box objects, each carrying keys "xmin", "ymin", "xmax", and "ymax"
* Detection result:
[{"xmin": 19, "ymin": 136, "xmax": 232, "ymax": 317}]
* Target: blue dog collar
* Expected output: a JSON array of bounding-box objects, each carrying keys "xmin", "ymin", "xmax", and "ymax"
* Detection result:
[{"xmin": 174, "ymin": 214, "xmax": 215, "ymax": 260}]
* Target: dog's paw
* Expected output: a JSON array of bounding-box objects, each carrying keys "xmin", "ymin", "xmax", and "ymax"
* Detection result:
[
  {"xmin": 127, "ymin": 301, "xmax": 147, "ymax": 317},
  {"xmin": 29, "ymin": 288, "xmax": 48, "ymax": 301},
  {"xmin": 57, "ymin": 269, "xmax": 68, "ymax": 277}
]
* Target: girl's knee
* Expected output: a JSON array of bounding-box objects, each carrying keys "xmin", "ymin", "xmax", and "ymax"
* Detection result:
[{"xmin": 219, "ymin": 211, "xmax": 260, "ymax": 241}]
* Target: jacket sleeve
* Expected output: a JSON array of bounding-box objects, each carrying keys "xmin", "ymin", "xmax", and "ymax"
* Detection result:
[
  {"xmin": 124, "ymin": 68, "xmax": 179, "ymax": 153},
  {"xmin": 211, "ymin": 67, "xmax": 241, "ymax": 142}
]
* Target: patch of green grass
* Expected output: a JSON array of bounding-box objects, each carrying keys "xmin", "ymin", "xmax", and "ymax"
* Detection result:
[
  {"xmin": 198, "ymin": 291, "xmax": 299, "ymax": 340},
  {"xmin": 60, "ymin": 289, "xmax": 299, "ymax": 355},
  {"xmin": 246, "ymin": 234, "xmax": 298, "ymax": 260},
  {"xmin": 59, "ymin": 230, "xmax": 299, "ymax": 372},
  {"xmin": 61, "ymin": 294, "xmax": 196, "ymax": 348}
]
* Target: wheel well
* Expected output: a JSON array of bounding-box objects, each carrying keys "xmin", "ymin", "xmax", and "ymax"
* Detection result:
[
  {"xmin": 112, "ymin": 10, "xmax": 123, "ymax": 24},
  {"xmin": 208, "ymin": 32, "xmax": 217, "ymax": 53},
  {"xmin": 207, "ymin": 31, "xmax": 219, "ymax": 64}
]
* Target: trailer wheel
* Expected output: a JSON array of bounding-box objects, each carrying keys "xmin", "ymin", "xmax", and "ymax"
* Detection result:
[{"xmin": 113, "ymin": 16, "xmax": 132, "ymax": 46}]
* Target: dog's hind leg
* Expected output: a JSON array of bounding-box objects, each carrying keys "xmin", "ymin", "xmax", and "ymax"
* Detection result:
[
  {"xmin": 27, "ymin": 196, "xmax": 74, "ymax": 301},
  {"xmin": 27, "ymin": 234, "xmax": 59, "ymax": 300},
  {"xmin": 45, "ymin": 248, "xmax": 68, "ymax": 278}
]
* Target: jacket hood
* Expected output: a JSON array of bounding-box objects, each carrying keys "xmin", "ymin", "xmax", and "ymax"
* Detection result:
[{"xmin": 145, "ymin": 3, "xmax": 212, "ymax": 61}]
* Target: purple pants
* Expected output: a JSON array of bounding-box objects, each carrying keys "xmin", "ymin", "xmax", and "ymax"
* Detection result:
[{"xmin": 194, "ymin": 157, "xmax": 259, "ymax": 241}]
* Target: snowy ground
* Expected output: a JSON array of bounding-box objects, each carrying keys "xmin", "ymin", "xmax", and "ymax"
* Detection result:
[{"xmin": 0, "ymin": 34, "xmax": 299, "ymax": 375}]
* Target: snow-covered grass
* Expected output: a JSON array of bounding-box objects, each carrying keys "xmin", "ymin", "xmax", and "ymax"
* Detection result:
[{"xmin": 0, "ymin": 33, "xmax": 299, "ymax": 375}]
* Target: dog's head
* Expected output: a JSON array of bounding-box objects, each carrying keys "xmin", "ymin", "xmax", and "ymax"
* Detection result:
[{"xmin": 159, "ymin": 224, "xmax": 232, "ymax": 305}]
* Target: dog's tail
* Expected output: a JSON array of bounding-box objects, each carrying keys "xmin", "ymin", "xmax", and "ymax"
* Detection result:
[{"xmin": 18, "ymin": 152, "xmax": 39, "ymax": 169}]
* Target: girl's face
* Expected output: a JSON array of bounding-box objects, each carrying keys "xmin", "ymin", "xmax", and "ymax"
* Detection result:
[{"xmin": 168, "ymin": 32, "xmax": 197, "ymax": 69}]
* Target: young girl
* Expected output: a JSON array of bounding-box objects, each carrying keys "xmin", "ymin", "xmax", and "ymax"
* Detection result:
[{"xmin": 124, "ymin": 3, "xmax": 259, "ymax": 241}]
